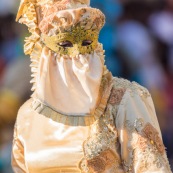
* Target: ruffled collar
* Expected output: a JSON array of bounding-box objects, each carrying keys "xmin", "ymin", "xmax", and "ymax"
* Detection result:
[{"xmin": 31, "ymin": 71, "xmax": 113, "ymax": 126}]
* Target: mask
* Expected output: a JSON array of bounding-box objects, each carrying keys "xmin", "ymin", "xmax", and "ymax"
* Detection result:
[{"xmin": 41, "ymin": 27, "xmax": 99, "ymax": 57}]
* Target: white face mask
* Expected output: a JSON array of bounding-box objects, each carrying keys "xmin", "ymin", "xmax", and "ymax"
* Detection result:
[{"xmin": 33, "ymin": 45, "xmax": 104, "ymax": 115}]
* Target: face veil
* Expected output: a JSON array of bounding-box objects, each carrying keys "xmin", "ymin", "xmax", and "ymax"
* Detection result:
[{"xmin": 16, "ymin": 0, "xmax": 109, "ymax": 115}]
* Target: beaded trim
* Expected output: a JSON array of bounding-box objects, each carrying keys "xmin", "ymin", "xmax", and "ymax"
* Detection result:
[{"xmin": 31, "ymin": 71, "xmax": 113, "ymax": 126}]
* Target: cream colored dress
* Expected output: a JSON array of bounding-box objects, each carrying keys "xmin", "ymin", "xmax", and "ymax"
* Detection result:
[
  {"xmin": 13, "ymin": 0, "xmax": 172, "ymax": 172},
  {"xmin": 12, "ymin": 76, "xmax": 172, "ymax": 173}
]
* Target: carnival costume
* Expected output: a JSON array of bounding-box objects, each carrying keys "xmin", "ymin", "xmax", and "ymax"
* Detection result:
[{"xmin": 12, "ymin": 0, "xmax": 172, "ymax": 172}]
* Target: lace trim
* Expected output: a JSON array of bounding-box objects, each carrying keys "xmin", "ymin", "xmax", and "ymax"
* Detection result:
[
  {"xmin": 78, "ymin": 114, "xmax": 123, "ymax": 172},
  {"xmin": 79, "ymin": 149, "xmax": 121, "ymax": 173},
  {"xmin": 123, "ymin": 119, "xmax": 171, "ymax": 173},
  {"xmin": 31, "ymin": 71, "xmax": 113, "ymax": 126},
  {"xmin": 113, "ymin": 77, "xmax": 150, "ymax": 98},
  {"xmin": 78, "ymin": 78, "xmax": 131, "ymax": 173},
  {"xmin": 77, "ymin": 78, "xmax": 171, "ymax": 173}
]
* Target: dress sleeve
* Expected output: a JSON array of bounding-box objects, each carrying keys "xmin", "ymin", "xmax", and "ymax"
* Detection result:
[
  {"xmin": 11, "ymin": 123, "xmax": 27, "ymax": 173},
  {"xmin": 115, "ymin": 83, "xmax": 172, "ymax": 173}
]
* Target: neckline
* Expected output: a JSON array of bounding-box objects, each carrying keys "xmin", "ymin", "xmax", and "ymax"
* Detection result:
[{"xmin": 31, "ymin": 71, "xmax": 113, "ymax": 126}]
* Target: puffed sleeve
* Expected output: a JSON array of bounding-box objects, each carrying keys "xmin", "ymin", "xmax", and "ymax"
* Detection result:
[
  {"xmin": 115, "ymin": 82, "xmax": 172, "ymax": 173},
  {"xmin": 11, "ymin": 123, "xmax": 27, "ymax": 173}
]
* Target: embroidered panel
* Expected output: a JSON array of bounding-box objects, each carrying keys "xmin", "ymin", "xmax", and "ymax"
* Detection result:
[
  {"xmin": 123, "ymin": 119, "xmax": 170, "ymax": 173},
  {"xmin": 78, "ymin": 79, "xmax": 127, "ymax": 172},
  {"xmin": 86, "ymin": 149, "xmax": 120, "ymax": 173},
  {"xmin": 82, "ymin": 115, "xmax": 118, "ymax": 160},
  {"xmin": 109, "ymin": 88, "xmax": 126, "ymax": 106},
  {"xmin": 78, "ymin": 111, "xmax": 122, "ymax": 172},
  {"xmin": 142, "ymin": 123, "xmax": 165, "ymax": 154},
  {"xmin": 78, "ymin": 78, "xmax": 172, "ymax": 173},
  {"xmin": 112, "ymin": 77, "xmax": 150, "ymax": 98}
]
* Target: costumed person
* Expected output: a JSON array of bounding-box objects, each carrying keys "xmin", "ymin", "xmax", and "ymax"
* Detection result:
[{"xmin": 12, "ymin": 0, "xmax": 172, "ymax": 172}]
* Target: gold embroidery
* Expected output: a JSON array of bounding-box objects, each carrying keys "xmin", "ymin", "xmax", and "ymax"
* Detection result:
[
  {"xmin": 39, "ymin": 7, "xmax": 105, "ymax": 35},
  {"xmin": 108, "ymin": 88, "xmax": 126, "ymax": 106},
  {"xmin": 125, "ymin": 118, "xmax": 144, "ymax": 133},
  {"xmin": 113, "ymin": 77, "xmax": 150, "ymax": 98},
  {"xmin": 87, "ymin": 157, "xmax": 106, "ymax": 173},
  {"xmin": 82, "ymin": 117, "xmax": 117, "ymax": 159},
  {"xmin": 155, "ymin": 135, "xmax": 165, "ymax": 154},
  {"xmin": 142, "ymin": 123, "xmax": 158, "ymax": 141},
  {"xmin": 79, "ymin": 78, "xmax": 151, "ymax": 173},
  {"xmin": 133, "ymin": 144, "xmax": 171, "ymax": 173},
  {"xmin": 111, "ymin": 78, "xmax": 150, "ymax": 127},
  {"xmin": 123, "ymin": 119, "xmax": 171, "ymax": 173},
  {"xmin": 122, "ymin": 119, "xmax": 145, "ymax": 172},
  {"xmin": 136, "ymin": 135, "xmax": 148, "ymax": 152},
  {"xmin": 79, "ymin": 105, "xmax": 122, "ymax": 172},
  {"xmin": 87, "ymin": 149, "xmax": 119, "ymax": 173},
  {"xmin": 142, "ymin": 123, "xmax": 165, "ymax": 154},
  {"xmin": 79, "ymin": 149, "xmax": 121, "ymax": 173}
]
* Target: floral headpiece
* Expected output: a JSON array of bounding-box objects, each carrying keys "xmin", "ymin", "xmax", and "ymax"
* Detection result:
[{"xmin": 16, "ymin": 0, "xmax": 105, "ymax": 55}]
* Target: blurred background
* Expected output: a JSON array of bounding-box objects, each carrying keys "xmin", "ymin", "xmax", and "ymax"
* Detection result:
[{"xmin": 0, "ymin": 0, "xmax": 173, "ymax": 172}]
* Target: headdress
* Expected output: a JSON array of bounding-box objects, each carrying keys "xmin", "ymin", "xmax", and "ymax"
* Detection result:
[
  {"xmin": 16, "ymin": 0, "xmax": 109, "ymax": 115},
  {"xmin": 16, "ymin": 0, "xmax": 105, "ymax": 55},
  {"xmin": 16, "ymin": 0, "xmax": 106, "ymax": 91}
]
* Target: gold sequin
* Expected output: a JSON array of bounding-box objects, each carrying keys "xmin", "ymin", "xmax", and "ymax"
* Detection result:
[{"xmin": 41, "ymin": 27, "xmax": 99, "ymax": 56}]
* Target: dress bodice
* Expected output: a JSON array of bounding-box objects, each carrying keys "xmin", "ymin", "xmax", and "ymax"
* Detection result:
[
  {"xmin": 12, "ymin": 77, "xmax": 172, "ymax": 173},
  {"xmin": 13, "ymin": 99, "xmax": 90, "ymax": 173}
]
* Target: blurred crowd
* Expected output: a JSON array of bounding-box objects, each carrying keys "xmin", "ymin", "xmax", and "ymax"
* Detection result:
[{"xmin": 0, "ymin": 0, "xmax": 173, "ymax": 172}]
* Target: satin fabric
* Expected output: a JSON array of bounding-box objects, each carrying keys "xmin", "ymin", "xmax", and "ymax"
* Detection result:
[
  {"xmin": 12, "ymin": 99, "xmax": 90, "ymax": 173},
  {"xmin": 13, "ymin": 0, "xmax": 171, "ymax": 172},
  {"xmin": 12, "ymin": 81, "xmax": 172, "ymax": 173},
  {"xmin": 12, "ymin": 78, "xmax": 172, "ymax": 173},
  {"xmin": 34, "ymin": 47, "xmax": 104, "ymax": 115}
]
